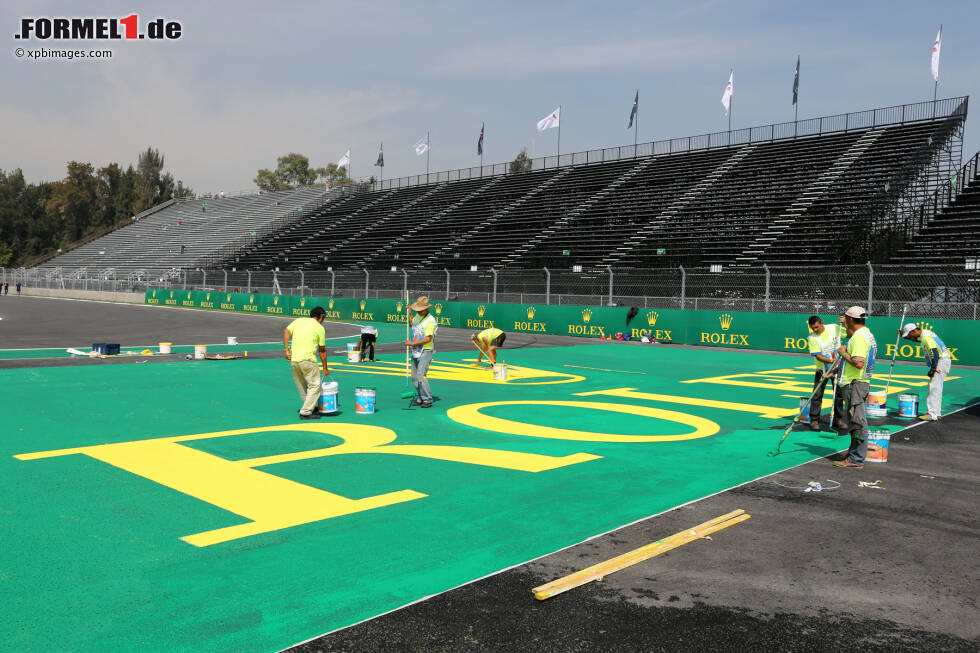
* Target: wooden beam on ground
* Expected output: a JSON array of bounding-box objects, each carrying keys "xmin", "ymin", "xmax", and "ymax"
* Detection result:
[{"xmin": 531, "ymin": 509, "xmax": 750, "ymax": 601}]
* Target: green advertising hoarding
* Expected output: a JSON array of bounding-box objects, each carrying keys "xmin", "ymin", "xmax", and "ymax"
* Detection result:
[{"xmin": 146, "ymin": 289, "xmax": 979, "ymax": 366}]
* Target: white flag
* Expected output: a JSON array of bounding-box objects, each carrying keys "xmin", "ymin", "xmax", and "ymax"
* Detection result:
[
  {"xmin": 931, "ymin": 26, "xmax": 942, "ymax": 82},
  {"xmin": 537, "ymin": 107, "xmax": 560, "ymax": 133},
  {"xmin": 721, "ymin": 71, "xmax": 733, "ymax": 115},
  {"xmin": 414, "ymin": 136, "xmax": 430, "ymax": 156},
  {"xmin": 337, "ymin": 149, "xmax": 350, "ymax": 167}
]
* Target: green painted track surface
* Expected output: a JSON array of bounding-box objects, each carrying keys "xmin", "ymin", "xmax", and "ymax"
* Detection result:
[{"xmin": 1, "ymin": 345, "xmax": 976, "ymax": 651}]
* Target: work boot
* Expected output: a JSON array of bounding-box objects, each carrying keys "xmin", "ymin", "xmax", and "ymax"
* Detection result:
[
  {"xmin": 833, "ymin": 459, "xmax": 863, "ymax": 469},
  {"xmin": 809, "ymin": 421, "xmax": 821, "ymax": 431},
  {"xmin": 421, "ymin": 401, "xmax": 433, "ymax": 408},
  {"xmin": 917, "ymin": 414, "xmax": 936, "ymax": 421},
  {"xmin": 299, "ymin": 412, "xmax": 321, "ymax": 420}
]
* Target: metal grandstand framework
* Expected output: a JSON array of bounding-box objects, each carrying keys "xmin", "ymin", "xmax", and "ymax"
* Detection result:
[{"xmin": 370, "ymin": 97, "xmax": 968, "ymax": 191}]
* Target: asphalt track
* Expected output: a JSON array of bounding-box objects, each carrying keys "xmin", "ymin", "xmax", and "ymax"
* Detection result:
[{"xmin": 3, "ymin": 296, "xmax": 978, "ymax": 652}]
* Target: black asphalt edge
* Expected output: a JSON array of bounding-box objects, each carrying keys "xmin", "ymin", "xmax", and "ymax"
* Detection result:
[{"xmin": 279, "ymin": 399, "xmax": 979, "ymax": 652}]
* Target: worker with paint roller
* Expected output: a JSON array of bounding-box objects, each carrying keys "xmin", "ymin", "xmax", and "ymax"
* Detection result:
[
  {"xmin": 805, "ymin": 316, "xmax": 845, "ymax": 431},
  {"xmin": 472, "ymin": 327, "xmax": 506, "ymax": 366},
  {"xmin": 900, "ymin": 322, "xmax": 951, "ymax": 421},
  {"xmin": 832, "ymin": 306, "xmax": 877, "ymax": 469},
  {"xmin": 283, "ymin": 306, "xmax": 330, "ymax": 420},
  {"xmin": 405, "ymin": 296, "xmax": 437, "ymax": 408}
]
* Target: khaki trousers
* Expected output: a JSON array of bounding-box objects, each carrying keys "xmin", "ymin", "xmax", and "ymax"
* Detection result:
[{"xmin": 291, "ymin": 360, "xmax": 321, "ymax": 415}]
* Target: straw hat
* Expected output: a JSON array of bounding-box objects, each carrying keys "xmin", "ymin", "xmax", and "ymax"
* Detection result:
[{"xmin": 410, "ymin": 295, "xmax": 432, "ymax": 311}]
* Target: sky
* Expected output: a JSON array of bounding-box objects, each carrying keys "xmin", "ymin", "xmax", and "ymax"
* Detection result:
[{"xmin": 2, "ymin": 1, "xmax": 978, "ymax": 193}]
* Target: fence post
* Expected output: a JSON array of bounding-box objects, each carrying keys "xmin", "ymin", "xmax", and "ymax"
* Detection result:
[
  {"xmin": 299, "ymin": 270, "xmax": 305, "ymax": 295},
  {"xmin": 330, "ymin": 270, "xmax": 336, "ymax": 297},
  {"xmin": 606, "ymin": 266, "xmax": 614, "ymax": 306},
  {"xmin": 182, "ymin": 269, "xmax": 187, "ymax": 290},
  {"xmin": 402, "ymin": 269, "xmax": 408, "ymax": 299},
  {"xmin": 866, "ymin": 261, "xmax": 874, "ymax": 314},
  {"xmin": 444, "ymin": 268, "xmax": 450, "ymax": 300},
  {"xmin": 223, "ymin": 269, "xmax": 228, "ymax": 291},
  {"xmin": 246, "ymin": 270, "xmax": 252, "ymax": 293},
  {"xmin": 201, "ymin": 268, "xmax": 207, "ymax": 290},
  {"xmin": 679, "ymin": 266, "xmax": 686, "ymax": 310},
  {"xmin": 363, "ymin": 268, "xmax": 370, "ymax": 299},
  {"xmin": 763, "ymin": 263, "xmax": 770, "ymax": 313},
  {"xmin": 543, "ymin": 267, "xmax": 551, "ymax": 305},
  {"xmin": 491, "ymin": 268, "xmax": 498, "ymax": 303}
]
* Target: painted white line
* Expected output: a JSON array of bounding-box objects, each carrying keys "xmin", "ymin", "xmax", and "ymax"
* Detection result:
[{"xmin": 281, "ymin": 399, "xmax": 979, "ymax": 651}]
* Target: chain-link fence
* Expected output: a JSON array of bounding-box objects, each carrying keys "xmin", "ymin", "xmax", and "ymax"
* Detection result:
[{"xmin": 9, "ymin": 264, "xmax": 979, "ymax": 319}]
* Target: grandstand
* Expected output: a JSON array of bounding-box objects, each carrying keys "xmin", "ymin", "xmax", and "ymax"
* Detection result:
[{"xmin": 24, "ymin": 97, "xmax": 976, "ymax": 281}]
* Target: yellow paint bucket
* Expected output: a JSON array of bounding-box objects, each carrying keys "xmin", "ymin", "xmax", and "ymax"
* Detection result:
[{"xmin": 194, "ymin": 345, "xmax": 207, "ymax": 360}]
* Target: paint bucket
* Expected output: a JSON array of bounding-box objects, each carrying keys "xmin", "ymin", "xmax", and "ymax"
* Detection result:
[
  {"xmin": 866, "ymin": 391, "xmax": 887, "ymax": 417},
  {"xmin": 355, "ymin": 387, "xmax": 376, "ymax": 414},
  {"xmin": 194, "ymin": 345, "xmax": 207, "ymax": 360},
  {"xmin": 319, "ymin": 381, "xmax": 339, "ymax": 414},
  {"xmin": 897, "ymin": 393, "xmax": 919, "ymax": 418},
  {"xmin": 347, "ymin": 342, "xmax": 360, "ymax": 363},
  {"xmin": 159, "ymin": 342, "xmax": 172, "ymax": 354},
  {"xmin": 867, "ymin": 428, "xmax": 890, "ymax": 463},
  {"xmin": 798, "ymin": 397, "xmax": 810, "ymax": 423},
  {"xmin": 227, "ymin": 336, "xmax": 238, "ymax": 345},
  {"xmin": 493, "ymin": 363, "xmax": 508, "ymax": 381}
]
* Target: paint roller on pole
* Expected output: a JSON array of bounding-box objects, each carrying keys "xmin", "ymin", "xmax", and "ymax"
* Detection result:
[
  {"xmin": 882, "ymin": 304, "xmax": 911, "ymax": 398},
  {"xmin": 821, "ymin": 317, "xmax": 846, "ymax": 440},
  {"xmin": 401, "ymin": 289, "xmax": 415, "ymax": 401},
  {"xmin": 768, "ymin": 357, "xmax": 843, "ymax": 457}
]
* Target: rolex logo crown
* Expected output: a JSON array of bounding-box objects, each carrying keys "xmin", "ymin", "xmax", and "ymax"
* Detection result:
[
  {"xmin": 169, "ymin": 291, "xmax": 174, "ymax": 298},
  {"xmin": 581, "ymin": 308, "xmax": 592, "ymax": 322},
  {"xmin": 477, "ymin": 305, "xmax": 486, "ymax": 317},
  {"xmin": 435, "ymin": 303, "xmax": 443, "ymax": 315},
  {"xmin": 526, "ymin": 306, "xmax": 536, "ymax": 319},
  {"xmin": 918, "ymin": 321, "xmax": 933, "ymax": 331},
  {"xmin": 300, "ymin": 297, "xmax": 306, "ymax": 307},
  {"xmin": 249, "ymin": 295, "xmax": 255, "ymax": 303},
  {"xmin": 273, "ymin": 296, "xmax": 279, "ymax": 305},
  {"xmin": 359, "ymin": 300, "xmax": 366, "ymax": 310},
  {"xmin": 719, "ymin": 313, "xmax": 734, "ymax": 330},
  {"xmin": 187, "ymin": 291, "xmax": 192, "ymax": 299},
  {"xmin": 396, "ymin": 301, "xmax": 403, "ymax": 311},
  {"xmin": 646, "ymin": 311, "xmax": 659, "ymax": 326},
  {"xmin": 226, "ymin": 294, "xmax": 231, "ymax": 301},
  {"xmin": 328, "ymin": 298, "xmax": 335, "ymax": 309},
  {"xmin": 206, "ymin": 293, "xmax": 210, "ymax": 300}
]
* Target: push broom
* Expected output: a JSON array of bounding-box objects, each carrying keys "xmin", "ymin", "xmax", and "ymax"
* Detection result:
[
  {"xmin": 400, "ymin": 290, "xmax": 416, "ymax": 403},
  {"xmin": 768, "ymin": 357, "xmax": 843, "ymax": 457}
]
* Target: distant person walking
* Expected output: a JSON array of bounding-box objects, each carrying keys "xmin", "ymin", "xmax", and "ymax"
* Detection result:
[
  {"xmin": 283, "ymin": 306, "xmax": 329, "ymax": 419},
  {"xmin": 900, "ymin": 322, "xmax": 951, "ymax": 421},
  {"xmin": 405, "ymin": 296, "xmax": 437, "ymax": 408},
  {"xmin": 3, "ymin": 281, "xmax": 8, "ymax": 294},
  {"xmin": 833, "ymin": 306, "xmax": 877, "ymax": 469},
  {"xmin": 15, "ymin": 280, "xmax": 22, "ymax": 295}
]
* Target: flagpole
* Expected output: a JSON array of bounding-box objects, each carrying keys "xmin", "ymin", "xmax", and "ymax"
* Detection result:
[
  {"xmin": 728, "ymin": 69, "xmax": 733, "ymax": 137},
  {"xmin": 634, "ymin": 90, "xmax": 638, "ymax": 150},
  {"xmin": 426, "ymin": 130, "xmax": 430, "ymax": 178},
  {"xmin": 557, "ymin": 104, "xmax": 562, "ymax": 159}
]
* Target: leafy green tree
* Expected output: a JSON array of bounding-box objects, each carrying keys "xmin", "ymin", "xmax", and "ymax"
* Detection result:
[
  {"xmin": 510, "ymin": 147, "xmax": 533, "ymax": 173},
  {"xmin": 254, "ymin": 153, "xmax": 353, "ymax": 191}
]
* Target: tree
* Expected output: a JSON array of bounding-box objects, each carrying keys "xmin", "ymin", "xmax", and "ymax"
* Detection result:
[
  {"xmin": 510, "ymin": 147, "xmax": 533, "ymax": 173},
  {"xmin": 254, "ymin": 153, "xmax": 353, "ymax": 191}
]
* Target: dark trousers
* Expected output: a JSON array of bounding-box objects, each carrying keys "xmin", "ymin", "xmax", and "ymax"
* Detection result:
[
  {"xmin": 358, "ymin": 333, "xmax": 376, "ymax": 361},
  {"xmin": 810, "ymin": 370, "xmax": 844, "ymax": 423}
]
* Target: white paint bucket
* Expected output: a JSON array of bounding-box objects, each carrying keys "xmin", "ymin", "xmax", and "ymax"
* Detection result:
[
  {"xmin": 159, "ymin": 342, "xmax": 172, "ymax": 354},
  {"xmin": 493, "ymin": 363, "xmax": 508, "ymax": 381},
  {"xmin": 355, "ymin": 387, "xmax": 376, "ymax": 414},
  {"xmin": 227, "ymin": 336, "xmax": 238, "ymax": 345},
  {"xmin": 194, "ymin": 344, "xmax": 207, "ymax": 360},
  {"xmin": 898, "ymin": 393, "xmax": 919, "ymax": 418},
  {"xmin": 347, "ymin": 342, "xmax": 360, "ymax": 363},
  {"xmin": 867, "ymin": 391, "xmax": 887, "ymax": 417},
  {"xmin": 319, "ymin": 381, "xmax": 339, "ymax": 414}
]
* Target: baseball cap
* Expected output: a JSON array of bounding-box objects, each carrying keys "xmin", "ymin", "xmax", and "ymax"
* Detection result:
[
  {"xmin": 843, "ymin": 306, "xmax": 867, "ymax": 319},
  {"xmin": 902, "ymin": 323, "xmax": 919, "ymax": 337}
]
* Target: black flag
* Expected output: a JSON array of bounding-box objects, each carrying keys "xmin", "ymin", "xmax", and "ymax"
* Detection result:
[
  {"xmin": 627, "ymin": 90, "xmax": 638, "ymax": 129},
  {"xmin": 792, "ymin": 56, "xmax": 799, "ymax": 106},
  {"xmin": 477, "ymin": 123, "xmax": 484, "ymax": 156},
  {"xmin": 374, "ymin": 143, "xmax": 384, "ymax": 167}
]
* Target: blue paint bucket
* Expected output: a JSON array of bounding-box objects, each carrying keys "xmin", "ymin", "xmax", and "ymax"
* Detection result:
[
  {"xmin": 897, "ymin": 393, "xmax": 919, "ymax": 419},
  {"xmin": 355, "ymin": 386, "xmax": 376, "ymax": 414},
  {"xmin": 319, "ymin": 381, "xmax": 339, "ymax": 414}
]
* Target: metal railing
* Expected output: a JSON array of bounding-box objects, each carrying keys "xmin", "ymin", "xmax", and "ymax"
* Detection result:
[{"xmin": 12, "ymin": 264, "xmax": 978, "ymax": 320}]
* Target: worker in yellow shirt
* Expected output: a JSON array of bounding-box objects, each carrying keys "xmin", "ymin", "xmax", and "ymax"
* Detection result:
[
  {"xmin": 472, "ymin": 327, "xmax": 506, "ymax": 366},
  {"xmin": 283, "ymin": 306, "xmax": 329, "ymax": 419},
  {"xmin": 805, "ymin": 316, "xmax": 845, "ymax": 431},
  {"xmin": 900, "ymin": 323, "xmax": 951, "ymax": 421},
  {"xmin": 405, "ymin": 296, "xmax": 437, "ymax": 408},
  {"xmin": 833, "ymin": 306, "xmax": 877, "ymax": 469}
]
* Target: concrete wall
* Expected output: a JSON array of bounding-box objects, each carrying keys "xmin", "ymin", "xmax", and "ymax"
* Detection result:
[{"xmin": 23, "ymin": 288, "xmax": 145, "ymax": 304}]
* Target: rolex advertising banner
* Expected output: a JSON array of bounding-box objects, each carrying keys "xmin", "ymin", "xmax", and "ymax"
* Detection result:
[{"xmin": 146, "ymin": 289, "xmax": 979, "ymax": 365}]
